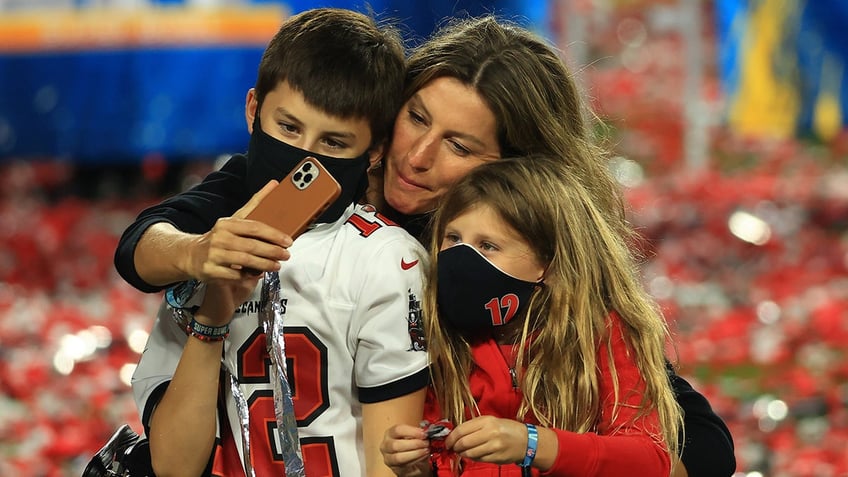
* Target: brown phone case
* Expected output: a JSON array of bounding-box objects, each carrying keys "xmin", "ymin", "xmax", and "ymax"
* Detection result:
[{"xmin": 245, "ymin": 157, "xmax": 342, "ymax": 239}]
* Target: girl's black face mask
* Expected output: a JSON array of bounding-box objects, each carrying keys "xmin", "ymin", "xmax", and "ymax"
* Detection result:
[
  {"xmin": 436, "ymin": 243, "xmax": 541, "ymax": 334},
  {"xmin": 245, "ymin": 112, "xmax": 370, "ymax": 224}
]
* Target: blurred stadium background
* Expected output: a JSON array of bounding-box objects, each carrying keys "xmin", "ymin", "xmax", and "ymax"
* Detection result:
[{"xmin": 1, "ymin": 0, "xmax": 846, "ymax": 476}]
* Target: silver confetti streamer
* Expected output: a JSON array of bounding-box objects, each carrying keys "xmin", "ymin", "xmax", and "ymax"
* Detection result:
[
  {"xmin": 260, "ymin": 271, "xmax": 305, "ymax": 476},
  {"xmin": 230, "ymin": 370, "xmax": 256, "ymax": 477}
]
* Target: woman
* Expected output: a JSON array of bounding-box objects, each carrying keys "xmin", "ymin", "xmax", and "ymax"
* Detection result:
[
  {"xmin": 382, "ymin": 156, "xmax": 681, "ymax": 476},
  {"xmin": 113, "ymin": 15, "xmax": 735, "ymax": 477}
]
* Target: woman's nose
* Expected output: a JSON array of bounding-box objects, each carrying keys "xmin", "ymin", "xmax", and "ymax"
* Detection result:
[{"xmin": 407, "ymin": 133, "xmax": 438, "ymax": 170}]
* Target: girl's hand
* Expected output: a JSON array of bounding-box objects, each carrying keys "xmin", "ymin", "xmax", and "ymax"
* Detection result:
[
  {"xmin": 380, "ymin": 424, "xmax": 431, "ymax": 477},
  {"xmin": 445, "ymin": 415, "xmax": 527, "ymax": 465}
]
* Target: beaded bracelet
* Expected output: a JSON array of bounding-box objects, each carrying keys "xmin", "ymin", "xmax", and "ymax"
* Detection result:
[
  {"xmin": 520, "ymin": 423, "xmax": 538, "ymax": 476},
  {"xmin": 186, "ymin": 317, "xmax": 230, "ymax": 342}
]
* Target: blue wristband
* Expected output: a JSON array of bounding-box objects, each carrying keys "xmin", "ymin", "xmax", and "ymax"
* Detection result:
[{"xmin": 521, "ymin": 423, "xmax": 538, "ymax": 469}]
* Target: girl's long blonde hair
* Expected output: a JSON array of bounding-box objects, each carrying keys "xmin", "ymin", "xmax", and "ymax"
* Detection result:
[{"xmin": 426, "ymin": 156, "xmax": 682, "ymax": 462}]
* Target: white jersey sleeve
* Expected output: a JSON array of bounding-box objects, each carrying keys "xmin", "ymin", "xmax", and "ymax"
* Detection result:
[
  {"xmin": 130, "ymin": 300, "xmax": 188, "ymax": 429},
  {"xmin": 346, "ymin": 222, "xmax": 429, "ymax": 402}
]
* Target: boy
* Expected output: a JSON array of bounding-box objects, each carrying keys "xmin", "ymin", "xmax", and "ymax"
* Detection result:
[{"xmin": 130, "ymin": 9, "xmax": 428, "ymax": 477}]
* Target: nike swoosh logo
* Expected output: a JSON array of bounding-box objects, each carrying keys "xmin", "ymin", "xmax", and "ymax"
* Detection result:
[{"xmin": 400, "ymin": 258, "xmax": 419, "ymax": 270}]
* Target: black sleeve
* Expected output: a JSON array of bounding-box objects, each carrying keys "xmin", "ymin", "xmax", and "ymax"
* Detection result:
[
  {"xmin": 669, "ymin": 362, "xmax": 736, "ymax": 477},
  {"xmin": 114, "ymin": 154, "xmax": 251, "ymax": 293}
]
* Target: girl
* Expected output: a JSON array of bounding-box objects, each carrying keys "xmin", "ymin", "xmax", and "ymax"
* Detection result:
[{"xmin": 382, "ymin": 156, "xmax": 682, "ymax": 476}]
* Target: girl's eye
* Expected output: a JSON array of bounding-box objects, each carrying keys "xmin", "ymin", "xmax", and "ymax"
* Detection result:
[
  {"xmin": 480, "ymin": 242, "xmax": 498, "ymax": 252},
  {"xmin": 443, "ymin": 232, "xmax": 461, "ymax": 245}
]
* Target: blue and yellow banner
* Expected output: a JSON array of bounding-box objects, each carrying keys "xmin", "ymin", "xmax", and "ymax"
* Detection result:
[{"xmin": 717, "ymin": 0, "xmax": 848, "ymax": 141}]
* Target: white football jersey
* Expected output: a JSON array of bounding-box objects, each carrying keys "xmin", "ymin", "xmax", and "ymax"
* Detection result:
[{"xmin": 133, "ymin": 203, "xmax": 429, "ymax": 476}]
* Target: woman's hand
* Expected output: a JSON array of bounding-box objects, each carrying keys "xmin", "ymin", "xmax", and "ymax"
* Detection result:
[
  {"xmin": 380, "ymin": 424, "xmax": 431, "ymax": 477},
  {"xmin": 445, "ymin": 416, "xmax": 527, "ymax": 465},
  {"xmin": 184, "ymin": 180, "xmax": 294, "ymax": 282}
]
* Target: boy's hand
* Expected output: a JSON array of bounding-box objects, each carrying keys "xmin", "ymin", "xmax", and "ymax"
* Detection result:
[
  {"xmin": 185, "ymin": 180, "xmax": 293, "ymax": 282},
  {"xmin": 444, "ymin": 415, "xmax": 527, "ymax": 465},
  {"xmin": 380, "ymin": 424, "xmax": 431, "ymax": 476}
]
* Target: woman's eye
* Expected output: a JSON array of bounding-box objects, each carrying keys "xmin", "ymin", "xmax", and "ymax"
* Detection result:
[
  {"xmin": 408, "ymin": 109, "xmax": 427, "ymax": 125},
  {"xmin": 448, "ymin": 140, "xmax": 471, "ymax": 156}
]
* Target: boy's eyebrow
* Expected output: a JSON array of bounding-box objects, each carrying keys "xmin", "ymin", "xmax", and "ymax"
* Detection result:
[
  {"xmin": 275, "ymin": 108, "xmax": 360, "ymax": 140},
  {"xmin": 324, "ymin": 130, "xmax": 358, "ymax": 140}
]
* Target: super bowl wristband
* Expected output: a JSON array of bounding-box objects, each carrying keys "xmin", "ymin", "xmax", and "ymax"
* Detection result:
[
  {"xmin": 186, "ymin": 317, "xmax": 229, "ymax": 342},
  {"xmin": 520, "ymin": 423, "xmax": 538, "ymax": 475}
]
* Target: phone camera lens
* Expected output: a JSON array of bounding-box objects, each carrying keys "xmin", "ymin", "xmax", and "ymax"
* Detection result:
[
  {"xmin": 293, "ymin": 172, "xmax": 302, "ymax": 182},
  {"xmin": 303, "ymin": 173, "xmax": 313, "ymax": 183},
  {"xmin": 302, "ymin": 163, "xmax": 313, "ymax": 172}
]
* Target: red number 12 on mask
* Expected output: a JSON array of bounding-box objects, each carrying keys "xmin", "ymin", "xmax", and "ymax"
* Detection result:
[{"xmin": 484, "ymin": 294, "xmax": 520, "ymax": 326}]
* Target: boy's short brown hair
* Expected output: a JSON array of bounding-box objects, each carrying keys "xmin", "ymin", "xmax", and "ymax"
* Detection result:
[{"xmin": 255, "ymin": 8, "xmax": 405, "ymax": 148}]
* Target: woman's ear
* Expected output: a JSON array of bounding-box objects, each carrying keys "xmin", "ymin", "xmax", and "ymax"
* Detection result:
[
  {"xmin": 245, "ymin": 88, "xmax": 258, "ymax": 134},
  {"xmin": 366, "ymin": 143, "xmax": 385, "ymax": 171}
]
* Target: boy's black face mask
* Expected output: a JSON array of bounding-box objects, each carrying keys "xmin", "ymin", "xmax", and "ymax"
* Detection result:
[{"xmin": 245, "ymin": 113, "xmax": 370, "ymax": 224}]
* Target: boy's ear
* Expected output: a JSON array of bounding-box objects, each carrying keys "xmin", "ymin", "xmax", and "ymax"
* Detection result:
[
  {"xmin": 366, "ymin": 143, "xmax": 385, "ymax": 170},
  {"xmin": 245, "ymin": 88, "xmax": 258, "ymax": 134}
]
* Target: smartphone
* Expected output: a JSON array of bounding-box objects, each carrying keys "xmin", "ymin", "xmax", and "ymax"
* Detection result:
[{"xmin": 246, "ymin": 157, "xmax": 342, "ymax": 239}]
